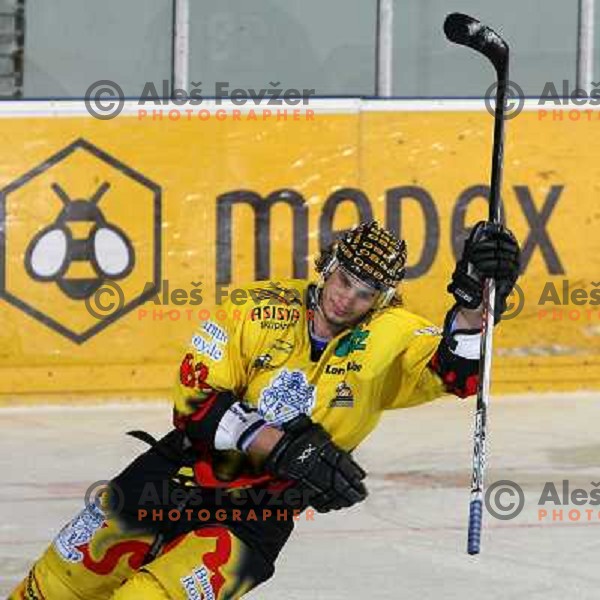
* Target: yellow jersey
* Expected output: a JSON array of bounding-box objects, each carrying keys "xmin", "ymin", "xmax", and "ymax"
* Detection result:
[{"xmin": 173, "ymin": 279, "xmax": 446, "ymax": 467}]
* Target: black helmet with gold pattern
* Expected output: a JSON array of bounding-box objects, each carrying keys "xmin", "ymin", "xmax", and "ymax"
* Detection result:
[{"xmin": 316, "ymin": 221, "xmax": 407, "ymax": 306}]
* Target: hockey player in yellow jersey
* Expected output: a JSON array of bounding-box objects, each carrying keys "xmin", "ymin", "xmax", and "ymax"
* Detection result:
[{"xmin": 10, "ymin": 220, "xmax": 520, "ymax": 599}]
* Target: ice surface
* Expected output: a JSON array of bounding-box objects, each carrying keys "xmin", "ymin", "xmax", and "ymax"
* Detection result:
[{"xmin": 2, "ymin": 393, "xmax": 600, "ymax": 599}]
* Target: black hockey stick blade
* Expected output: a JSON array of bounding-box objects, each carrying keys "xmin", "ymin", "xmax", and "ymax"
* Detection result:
[{"xmin": 444, "ymin": 13, "xmax": 508, "ymax": 74}]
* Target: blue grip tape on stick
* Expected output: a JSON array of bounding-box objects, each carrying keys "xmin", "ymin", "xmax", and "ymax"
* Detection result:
[{"xmin": 467, "ymin": 499, "xmax": 483, "ymax": 555}]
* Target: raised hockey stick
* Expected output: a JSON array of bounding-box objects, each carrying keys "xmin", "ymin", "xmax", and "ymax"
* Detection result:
[{"xmin": 443, "ymin": 12, "xmax": 510, "ymax": 555}]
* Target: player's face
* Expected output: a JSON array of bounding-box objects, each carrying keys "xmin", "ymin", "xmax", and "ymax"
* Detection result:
[{"xmin": 320, "ymin": 267, "xmax": 380, "ymax": 327}]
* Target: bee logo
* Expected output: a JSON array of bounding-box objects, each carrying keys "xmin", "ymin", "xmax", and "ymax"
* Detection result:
[
  {"xmin": 0, "ymin": 138, "xmax": 161, "ymax": 343},
  {"xmin": 24, "ymin": 182, "xmax": 135, "ymax": 300}
]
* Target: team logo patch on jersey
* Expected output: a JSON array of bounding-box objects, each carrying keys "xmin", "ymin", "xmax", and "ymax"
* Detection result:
[
  {"xmin": 53, "ymin": 501, "xmax": 105, "ymax": 563},
  {"xmin": 180, "ymin": 354, "xmax": 212, "ymax": 392},
  {"xmin": 253, "ymin": 339, "xmax": 294, "ymax": 370},
  {"xmin": 334, "ymin": 329, "xmax": 369, "ymax": 357},
  {"xmin": 415, "ymin": 326, "xmax": 443, "ymax": 336},
  {"xmin": 191, "ymin": 320, "xmax": 228, "ymax": 361},
  {"xmin": 250, "ymin": 306, "xmax": 301, "ymax": 331},
  {"xmin": 329, "ymin": 382, "xmax": 355, "ymax": 408},
  {"xmin": 250, "ymin": 283, "xmax": 303, "ymax": 306},
  {"xmin": 259, "ymin": 369, "xmax": 315, "ymax": 425},
  {"xmin": 181, "ymin": 566, "xmax": 215, "ymax": 600},
  {"xmin": 325, "ymin": 360, "xmax": 362, "ymax": 375}
]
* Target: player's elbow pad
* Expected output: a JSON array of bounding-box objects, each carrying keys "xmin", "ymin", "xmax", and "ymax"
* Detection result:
[
  {"xmin": 183, "ymin": 391, "xmax": 267, "ymax": 452},
  {"xmin": 429, "ymin": 334, "xmax": 480, "ymax": 398},
  {"xmin": 429, "ymin": 319, "xmax": 481, "ymax": 399}
]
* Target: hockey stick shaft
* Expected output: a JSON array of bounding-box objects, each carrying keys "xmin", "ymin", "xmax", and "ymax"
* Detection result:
[
  {"xmin": 468, "ymin": 34, "xmax": 508, "ymax": 557},
  {"xmin": 443, "ymin": 12, "xmax": 509, "ymax": 555},
  {"xmin": 468, "ymin": 279, "xmax": 495, "ymax": 555}
]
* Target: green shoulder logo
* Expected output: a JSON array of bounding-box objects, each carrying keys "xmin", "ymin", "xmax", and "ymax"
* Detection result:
[{"xmin": 334, "ymin": 330, "xmax": 370, "ymax": 357}]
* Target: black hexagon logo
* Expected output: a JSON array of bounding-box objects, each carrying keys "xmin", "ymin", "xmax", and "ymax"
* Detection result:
[{"xmin": 0, "ymin": 138, "xmax": 161, "ymax": 343}]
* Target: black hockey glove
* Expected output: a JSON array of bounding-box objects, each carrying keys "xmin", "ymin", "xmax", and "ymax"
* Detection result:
[
  {"xmin": 448, "ymin": 221, "xmax": 521, "ymax": 321},
  {"xmin": 264, "ymin": 415, "xmax": 367, "ymax": 513}
]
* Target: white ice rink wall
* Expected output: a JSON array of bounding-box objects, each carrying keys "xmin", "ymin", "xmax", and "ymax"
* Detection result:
[{"xmin": 0, "ymin": 99, "xmax": 598, "ymax": 401}]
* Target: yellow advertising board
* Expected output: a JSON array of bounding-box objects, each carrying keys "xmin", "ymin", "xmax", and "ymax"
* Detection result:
[
  {"xmin": 0, "ymin": 101, "xmax": 598, "ymax": 399},
  {"xmin": 362, "ymin": 107, "xmax": 600, "ymax": 392}
]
